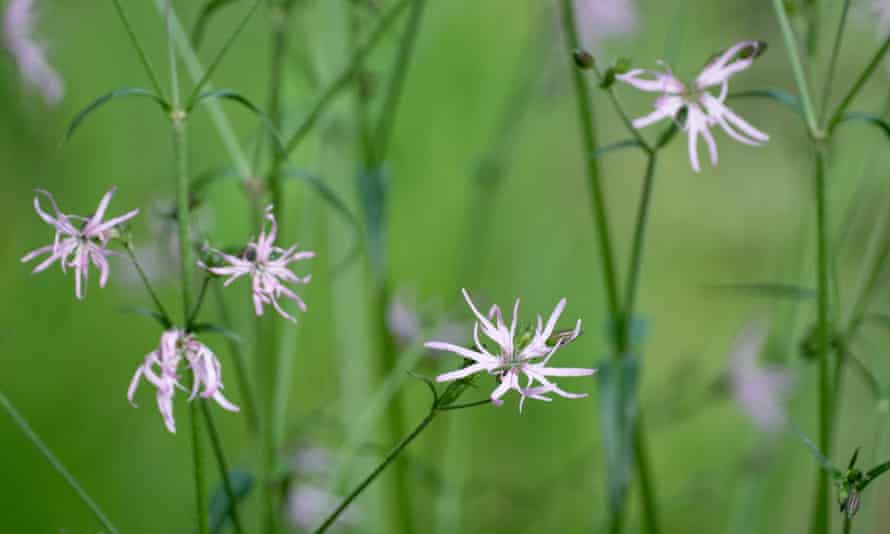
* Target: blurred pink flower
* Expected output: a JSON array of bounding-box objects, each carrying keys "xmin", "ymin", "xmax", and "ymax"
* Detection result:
[
  {"xmin": 204, "ymin": 205, "xmax": 314, "ymax": 322},
  {"xmin": 386, "ymin": 289, "xmax": 469, "ymax": 351},
  {"xmin": 573, "ymin": 0, "xmax": 639, "ymax": 49},
  {"xmin": 3, "ymin": 0, "xmax": 63, "ymax": 105},
  {"xmin": 426, "ymin": 289, "xmax": 594, "ymax": 411},
  {"xmin": 287, "ymin": 484, "xmax": 360, "ymax": 532},
  {"xmin": 128, "ymin": 329, "xmax": 239, "ymax": 433},
  {"xmin": 617, "ymin": 40, "xmax": 768, "ymax": 172},
  {"xmin": 21, "ymin": 187, "xmax": 138, "ymax": 299},
  {"xmin": 727, "ymin": 320, "xmax": 791, "ymax": 431}
]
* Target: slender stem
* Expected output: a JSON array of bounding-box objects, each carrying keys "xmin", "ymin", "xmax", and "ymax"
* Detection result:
[
  {"xmin": 314, "ymin": 410, "xmax": 437, "ymax": 534},
  {"xmin": 843, "ymin": 516, "xmax": 852, "ymax": 534},
  {"xmin": 828, "ymin": 36, "xmax": 890, "ymax": 130},
  {"xmin": 277, "ymin": 0, "xmax": 413, "ymax": 159},
  {"xmin": 123, "ymin": 242, "xmax": 172, "ymax": 326},
  {"xmin": 557, "ymin": 0, "xmax": 622, "ymax": 337},
  {"xmin": 372, "ymin": 0, "xmax": 427, "ymax": 163},
  {"xmin": 109, "ymin": 0, "xmax": 166, "ymax": 98},
  {"xmin": 211, "ymin": 282, "xmax": 259, "ymax": 434},
  {"xmin": 771, "ymin": 0, "xmax": 821, "ymax": 137},
  {"xmin": 818, "ymin": 0, "xmax": 851, "ymax": 124},
  {"xmin": 172, "ymin": 117, "xmax": 195, "ymax": 321},
  {"xmin": 186, "ymin": 0, "xmax": 262, "ymax": 108},
  {"xmin": 634, "ymin": 418, "xmax": 660, "ymax": 534},
  {"xmin": 0, "ymin": 389, "xmax": 119, "ymax": 534},
  {"xmin": 590, "ymin": 66, "xmax": 652, "ymax": 152},
  {"xmin": 623, "ymin": 155, "xmax": 657, "ymax": 326},
  {"xmin": 812, "ymin": 147, "xmax": 831, "ymax": 534},
  {"xmin": 166, "ymin": 0, "xmax": 181, "ymax": 111},
  {"xmin": 188, "ymin": 275, "xmax": 212, "ymax": 328},
  {"xmin": 190, "ymin": 401, "xmax": 209, "ymax": 534},
  {"xmin": 200, "ymin": 402, "xmax": 246, "ymax": 534}
]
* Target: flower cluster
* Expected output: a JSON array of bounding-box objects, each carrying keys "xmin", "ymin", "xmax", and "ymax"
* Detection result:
[
  {"xmin": 426, "ymin": 289, "xmax": 595, "ymax": 411},
  {"xmin": 3, "ymin": 0, "xmax": 63, "ymax": 105},
  {"xmin": 617, "ymin": 40, "xmax": 769, "ymax": 172},
  {"xmin": 128, "ymin": 329, "xmax": 239, "ymax": 433},
  {"xmin": 21, "ymin": 188, "xmax": 138, "ymax": 299},
  {"xmin": 204, "ymin": 206, "xmax": 314, "ymax": 322}
]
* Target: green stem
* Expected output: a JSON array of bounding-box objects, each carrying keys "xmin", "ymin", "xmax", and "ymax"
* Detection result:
[
  {"xmin": 123, "ymin": 242, "xmax": 172, "ymax": 326},
  {"xmin": 557, "ymin": 0, "xmax": 622, "ymax": 337},
  {"xmin": 843, "ymin": 516, "xmax": 852, "ymax": 534},
  {"xmin": 188, "ymin": 275, "xmax": 212, "ymax": 328},
  {"xmin": 109, "ymin": 0, "xmax": 166, "ymax": 98},
  {"xmin": 314, "ymin": 410, "xmax": 437, "ymax": 534},
  {"xmin": 191, "ymin": 401, "xmax": 209, "ymax": 534},
  {"xmin": 591, "ymin": 65, "xmax": 652, "ymax": 152},
  {"xmin": 828, "ymin": 36, "xmax": 890, "ymax": 131},
  {"xmin": 0, "ymin": 390, "xmax": 119, "ymax": 534},
  {"xmin": 623, "ymin": 154, "xmax": 657, "ymax": 325},
  {"xmin": 634, "ymin": 421, "xmax": 660, "ymax": 534},
  {"xmin": 771, "ymin": 0, "xmax": 821, "ymax": 137},
  {"xmin": 818, "ymin": 0, "xmax": 851, "ymax": 124},
  {"xmin": 201, "ymin": 402, "xmax": 246, "ymax": 534},
  {"xmin": 812, "ymin": 147, "xmax": 831, "ymax": 534}
]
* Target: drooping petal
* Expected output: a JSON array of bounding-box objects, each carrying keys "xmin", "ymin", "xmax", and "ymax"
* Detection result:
[
  {"xmin": 616, "ymin": 68, "xmax": 684, "ymax": 93},
  {"xmin": 695, "ymin": 40, "xmax": 764, "ymax": 90}
]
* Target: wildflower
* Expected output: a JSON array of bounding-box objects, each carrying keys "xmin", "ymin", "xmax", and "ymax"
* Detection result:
[
  {"xmin": 426, "ymin": 289, "xmax": 594, "ymax": 411},
  {"xmin": 21, "ymin": 187, "xmax": 139, "ymax": 299},
  {"xmin": 127, "ymin": 329, "xmax": 238, "ymax": 433},
  {"xmin": 616, "ymin": 40, "xmax": 769, "ymax": 172},
  {"xmin": 727, "ymin": 319, "xmax": 791, "ymax": 431},
  {"xmin": 3, "ymin": 0, "xmax": 63, "ymax": 105},
  {"xmin": 203, "ymin": 206, "xmax": 314, "ymax": 322},
  {"xmin": 573, "ymin": 0, "xmax": 639, "ymax": 50}
]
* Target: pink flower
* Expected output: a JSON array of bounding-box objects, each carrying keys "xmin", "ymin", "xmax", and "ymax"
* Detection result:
[
  {"xmin": 616, "ymin": 40, "xmax": 769, "ymax": 173},
  {"xmin": 727, "ymin": 320, "xmax": 791, "ymax": 431},
  {"xmin": 204, "ymin": 206, "xmax": 314, "ymax": 322},
  {"xmin": 573, "ymin": 0, "xmax": 639, "ymax": 49},
  {"xmin": 3, "ymin": 0, "xmax": 63, "ymax": 105},
  {"xmin": 128, "ymin": 329, "xmax": 239, "ymax": 433},
  {"xmin": 21, "ymin": 187, "xmax": 139, "ymax": 299},
  {"xmin": 426, "ymin": 289, "xmax": 595, "ymax": 411}
]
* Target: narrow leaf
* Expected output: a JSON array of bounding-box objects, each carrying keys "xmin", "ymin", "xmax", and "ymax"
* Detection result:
[
  {"xmin": 208, "ymin": 470, "xmax": 254, "ymax": 534},
  {"xmin": 65, "ymin": 88, "xmax": 168, "ymax": 141},
  {"xmin": 407, "ymin": 371, "xmax": 439, "ymax": 409},
  {"xmin": 188, "ymin": 90, "xmax": 284, "ymax": 153},
  {"xmin": 846, "ymin": 351, "xmax": 888, "ymax": 403},
  {"xmin": 596, "ymin": 356, "xmax": 641, "ymax": 514},
  {"xmin": 836, "ymin": 112, "xmax": 890, "ymax": 142},
  {"xmin": 119, "ymin": 307, "xmax": 172, "ymax": 329},
  {"xmin": 191, "ymin": 323, "xmax": 244, "ymax": 343},
  {"xmin": 356, "ymin": 167, "xmax": 388, "ymax": 280},
  {"xmin": 864, "ymin": 460, "xmax": 890, "ymax": 489},
  {"xmin": 591, "ymin": 139, "xmax": 643, "ymax": 159},
  {"xmin": 704, "ymin": 282, "xmax": 815, "ymax": 300},
  {"xmin": 191, "ymin": 0, "xmax": 240, "ymax": 50},
  {"xmin": 791, "ymin": 424, "xmax": 841, "ymax": 477}
]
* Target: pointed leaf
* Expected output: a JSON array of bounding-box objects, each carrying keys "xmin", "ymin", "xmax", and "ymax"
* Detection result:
[
  {"xmin": 187, "ymin": 90, "xmax": 284, "ymax": 153},
  {"xmin": 407, "ymin": 371, "xmax": 439, "ymax": 409},
  {"xmin": 591, "ymin": 139, "xmax": 643, "ymax": 159},
  {"xmin": 846, "ymin": 352, "xmax": 888, "ymax": 403},
  {"xmin": 655, "ymin": 122, "xmax": 678, "ymax": 149},
  {"xmin": 355, "ymin": 167, "xmax": 388, "ymax": 280},
  {"xmin": 191, "ymin": 0, "xmax": 240, "ymax": 50},
  {"xmin": 836, "ymin": 112, "xmax": 890, "ymax": 143},
  {"xmin": 65, "ymin": 88, "xmax": 169, "ymax": 141},
  {"xmin": 704, "ymin": 282, "xmax": 815, "ymax": 300},
  {"xmin": 792, "ymin": 423, "xmax": 842, "ymax": 477},
  {"xmin": 208, "ymin": 470, "xmax": 254, "ymax": 534},
  {"xmin": 119, "ymin": 307, "xmax": 172, "ymax": 329},
  {"xmin": 596, "ymin": 356, "xmax": 640, "ymax": 515},
  {"xmin": 863, "ymin": 460, "xmax": 890, "ymax": 489},
  {"xmin": 191, "ymin": 323, "xmax": 244, "ymax": 343}
]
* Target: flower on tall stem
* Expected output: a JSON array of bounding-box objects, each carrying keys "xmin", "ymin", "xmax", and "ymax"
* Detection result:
[
  {"xmin": 128, "ymin": 329, "xmax": 239, "ymax": 433},
  {"xmin": 21, "ymin": 187, "xmax": 139, "ymax": 299},
  {"xmin": 203, "ymin": 205, "xmax": 314, "ymax": 322},
  {"xmin": 616, "ymin": 40, "xmax": 769, "ymax": 172},
  {"xmin": 426, "ymin": 289, "xmax": 594, "ymax": 411},
  {"xmin": 726, "ymin": 319, "xmax": 791, "ymax": 431},
  {"xmin": 3, "ymin": 0, "xmax": 63, "ymax": 105}
]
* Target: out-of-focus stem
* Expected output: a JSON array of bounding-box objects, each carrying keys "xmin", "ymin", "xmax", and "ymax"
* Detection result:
[
  {"xmin": 201, "ymin": 402, "xmax": 245, "ymax": 534},
  {"xmin": 771, "ymin": 0, "xmax": 821, "ymax": 137},
  {"xmin": 818, "ymin": 0, "xmax": 851, "ymax": 124},
  {"xmin": 828, "ymin": 36, "xmax": 890, "ymax": 131}
]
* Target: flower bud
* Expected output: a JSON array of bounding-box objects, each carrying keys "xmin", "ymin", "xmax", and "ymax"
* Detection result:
[{"xmin": 573, "ymin": 49, "xmax": 595, "ymax": 70}]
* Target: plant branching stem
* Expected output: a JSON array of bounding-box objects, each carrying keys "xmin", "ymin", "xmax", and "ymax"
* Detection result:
[
  {"xmin": 109, "ymin": 0, "xmax": 166, "ymax": 98},
  {"xmin": 201, "ymin": 402, "xmax": 246, "ymax": 534},
  {"xmin": 771, "ymin": 0, "xmax": 821, "ymax": 137},
  {"xmin": 818, "ymin": 0, "xmax": 851, "ymax": 124},
  {"xmin": 0, "ymin": 390, "xmax": 119, "ymax": 534},
  {"xmin": 828, "ymin": 36, "xmax": 890, "ymax": 131},
  {"xmin": 123, "ymin": 243, "xmax": 172, "ymax": 326}
]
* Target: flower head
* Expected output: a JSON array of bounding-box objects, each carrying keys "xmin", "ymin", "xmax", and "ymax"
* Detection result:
[
  {"xmin": 426, "ymin": 289, "xmax": 594, "ymax": 411},
  {"xmin": 573, "ymin": 0, "xmax": 639, "ymax": 50},
  {"xmin": 204, "ymin": 206, "xmax": 314, "ymax": 322},
  {"xmin": 3, "ymin": 0, "xmax": 63, "ymax": 105},
  {"xmin": 128, "ymin": 329, "xmax": 239, "ymax": 433},
  {"xmin": 617, "ymin": 40, "xmax": 768, "ymax": 172},
  {"xmin": 727, "ymin": 319, "xmax": 791, "ymax": 431},
  {"xmin": 21, "ymin": 187, "xmax": 139, "ymax": 299}
]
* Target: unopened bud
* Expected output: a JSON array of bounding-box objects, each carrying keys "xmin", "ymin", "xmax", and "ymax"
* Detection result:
[{"xmin": 573, "ymin": 49, "xmax": 595, "ymax": 70}]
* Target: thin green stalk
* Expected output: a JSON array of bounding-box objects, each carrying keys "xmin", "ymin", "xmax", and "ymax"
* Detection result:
[
  {"xmin": 201, "ymin": 402, "xmax": 246, "ymax": 534},
  {"xmin": 842, "ymin": 516, "xmax": 852, "ymax": 534},
  {"xmin": 314, "ymin": 410, "xmax": 437, "ymax": 534},
  {"xmin": 188, "ymin": 275, "xmax": 212, "ymax": 327},
  {"xmin": 818, "ymin": 0, "xmax": 852, "ymax": 124},
  {"xmin": 277, "ymin": 0, "xmax": 413, "ymax": 159},
  {"xmin": 557, "ymin": 0, "xmax": 622, "ymax": 335},
  {"xmin": 771, "ymin": 0, "xmax": 820, "ymax": 137},
  {"xmin": 634, "ymin": 421, "xmax": 660, "ymax": 534},
  {"xmin": 212, "ymin": 282, "xmax": 259, "ymax": 434},
  {"xmin": 186, "ymin": 0, "xmax": 262, "ymax": 108},
  {"xmin": 109, "ymin": 0, "xmax": 166, "ymax": 98},
  {"xmin": 812, "ymin": 147, "xmax": 831, "ymax": 534},
  {"xmin": 123, "ymin": 242, "xmax": 172, "ymax": 326},
  {"xmin": 623, "ymin": 155, "xmax": 657, "ymax": 325},
  {"xmin": 190, "ymin": 401, "xmax": 209, "ymax": 534},
  {"xmin": 828, "ymin": 36, "xmax": 890, "ymax": 130},
  {"xmin": 0, "ymin": 390, "xmax": 119, "ymax": 534},
  {"xmin": 591, "ymin": 65, "xmax": 651, "ymax": 153}
]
